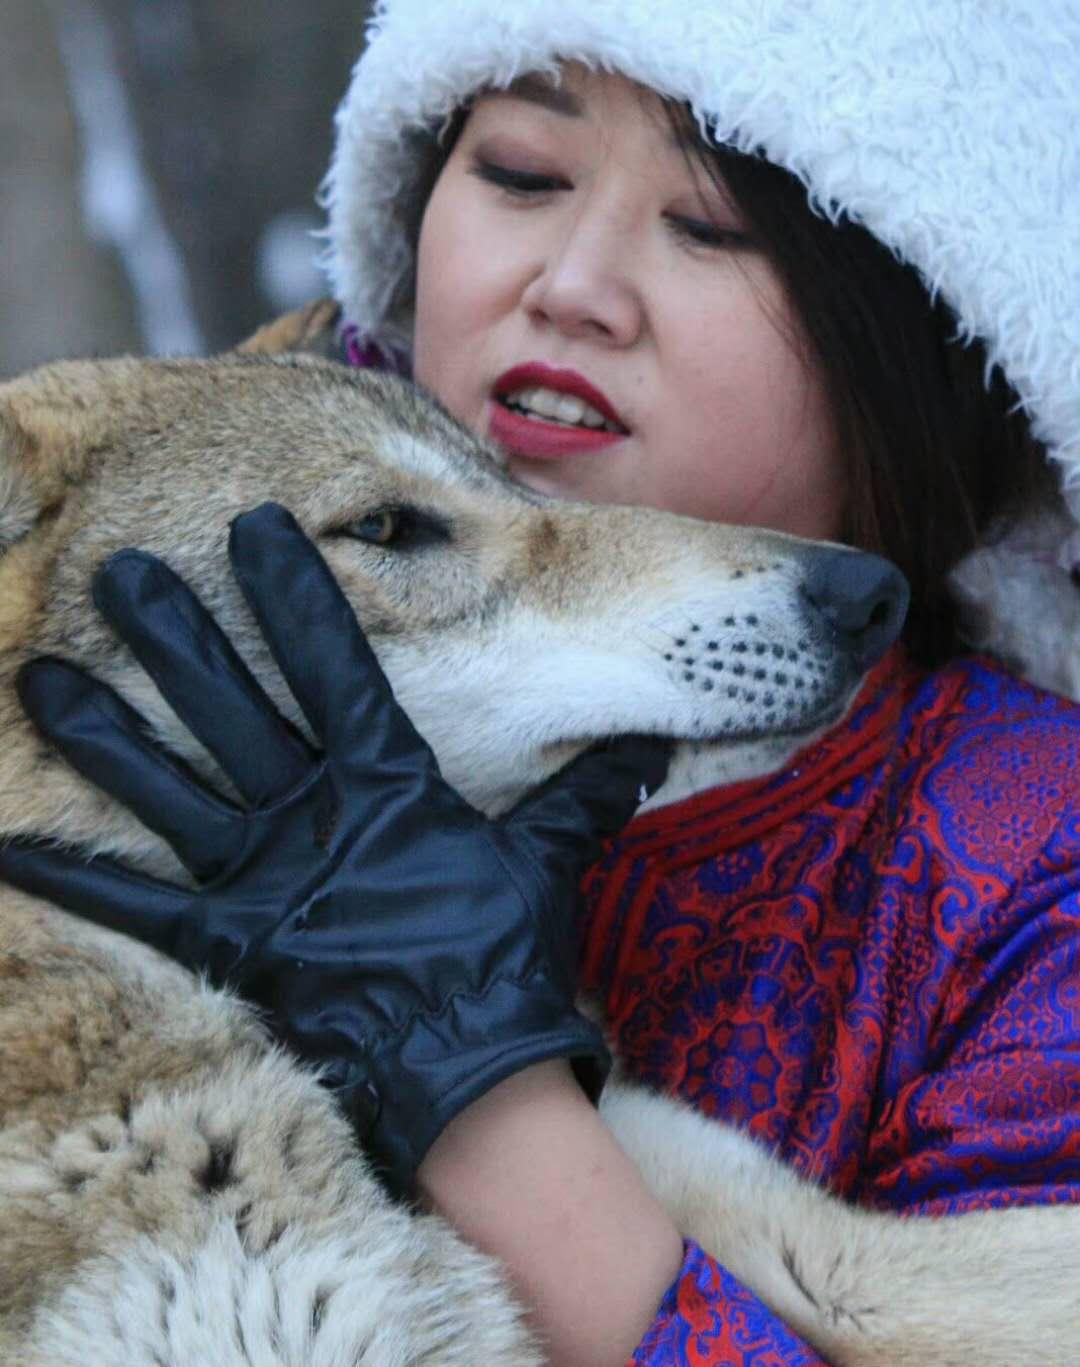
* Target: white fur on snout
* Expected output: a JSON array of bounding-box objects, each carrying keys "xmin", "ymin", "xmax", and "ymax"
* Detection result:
[{"xmin": 378, "ymin": 566, "xmax": 856, "ymax": 815}]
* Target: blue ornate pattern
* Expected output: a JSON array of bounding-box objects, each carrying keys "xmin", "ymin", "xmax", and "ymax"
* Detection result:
[
  {"xmin": 633, "ymin": 1242, "xmax": 823, "ymax": 1365},
  {"xmin": 577, "ymin": 653, "xmax": 1080, "ymax": 1364}
]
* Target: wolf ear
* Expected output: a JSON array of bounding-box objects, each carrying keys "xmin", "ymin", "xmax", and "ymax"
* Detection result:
[
  {"xmin": 0, "ymin": 359, "xmax": 139, "ymax": 557},
  {"xmin": 234, "ymin": 298, "xmax": 342, "ymax": 358},
  {"xmin": 0, "ymin": 408, "xmax": 44, "ymax": 554}
]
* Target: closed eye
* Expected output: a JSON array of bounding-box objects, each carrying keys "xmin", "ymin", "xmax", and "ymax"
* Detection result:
[
  {"xmin": 472, "ymin": 157, "xmax": 751, "ymax": 248},
  {"xmin": 666, "ymin": 214, "xmax": 754, "ymax": 251},
  {"xmin": 470, "ymin": 156, "xmax": 569, "ymax": 198}
]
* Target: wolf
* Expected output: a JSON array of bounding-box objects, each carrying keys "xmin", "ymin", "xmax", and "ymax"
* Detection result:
[{"xmin": 0, "ymin": 305, "xmax": 1075, "ymax": 1365}]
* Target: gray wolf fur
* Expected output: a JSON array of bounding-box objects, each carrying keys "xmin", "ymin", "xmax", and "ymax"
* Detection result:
[{"xmin": 1, "ymin": 308, "xmax": 1076, "ymax": 1364}]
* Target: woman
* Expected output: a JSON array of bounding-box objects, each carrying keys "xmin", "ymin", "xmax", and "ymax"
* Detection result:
[{"xmin": 4, "ymin": 2, "xmax": 1079, "ymax": 1363}]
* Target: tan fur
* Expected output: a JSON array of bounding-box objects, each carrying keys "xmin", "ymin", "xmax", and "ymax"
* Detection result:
[
  {"xmin": 234, "ymin": 297, "xmax": 344, "ymax": 358},
  {"xmin": 0, "ymin": 338, "xmax": 1076, "ymax": 1363}
]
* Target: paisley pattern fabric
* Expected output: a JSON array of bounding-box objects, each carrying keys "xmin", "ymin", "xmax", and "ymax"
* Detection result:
[
  {"xmin": 634, "ymin": 1242, "xmax": 823, "ymax": 1365},
  {"xmin": 577, "ymin": 651, "xmax": 1080, "ymax": 1364}
]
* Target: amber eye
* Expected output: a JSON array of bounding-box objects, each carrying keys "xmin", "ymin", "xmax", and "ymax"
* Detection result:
[
  {"xmin": 350, "ymin": 510, "xmax": 399, "ymax": 545},
  {"xmin": 333, "ymin": 505, "xmax": 451, "ymax": 551}
]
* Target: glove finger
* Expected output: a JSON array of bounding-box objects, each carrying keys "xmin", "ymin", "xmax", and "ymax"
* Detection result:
[
  {"xmin": 18, "ymin": 657, "xmax": 243, "ymax": 882},
  {"xmin": 228, "ymin": 503, "xmax": 442, "ymax": 782},
  {"xmin": 93, "ymin": 549, "xmax": 315, "ymax": 806},
  {"xmin": 505, "ymin": 735, "xmax": 671, "ymax": 871},
  {"xmin": 0, "ymin": 835, "xmax": 193, "ymax": 959}
]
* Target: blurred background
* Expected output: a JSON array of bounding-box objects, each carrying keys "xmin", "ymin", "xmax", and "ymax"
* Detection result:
[{"xmin": 1, "ymin": 0, "xmax": 372, "ymax": 377}]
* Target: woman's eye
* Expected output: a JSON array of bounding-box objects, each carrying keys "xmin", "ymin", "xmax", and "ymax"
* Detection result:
[
  {"xmin": 667, "ymin": 214, "xmax": 752, "ymax": 251},
  {"xmin": 471, "ymin": 156, "xmax": 568, "ymax": 197}
]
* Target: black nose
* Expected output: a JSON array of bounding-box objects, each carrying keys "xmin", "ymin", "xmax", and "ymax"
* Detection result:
[{"xmin": 801, "ymin": 549, "xmax": 910, "ymax": 669}]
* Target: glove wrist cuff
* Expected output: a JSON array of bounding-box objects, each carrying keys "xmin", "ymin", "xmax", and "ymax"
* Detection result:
[{"xmin": 335, "ymin": 985, "xmax": 610, "ymax": 1200}]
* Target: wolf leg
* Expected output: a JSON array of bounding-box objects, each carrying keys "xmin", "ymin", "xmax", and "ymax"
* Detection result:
[{"xmin": 602, "ymin": 1080, "xmax": 1080, "ymax": 1366}]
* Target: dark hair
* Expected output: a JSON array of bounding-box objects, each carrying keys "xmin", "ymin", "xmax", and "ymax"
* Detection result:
[
  {"xmin": 414, "ymin": 98, "xmax": 1050, "ymax": 666},
  {"xmin": 683, "ymin": 126, "xmax": 1051, "ymax": 665}
]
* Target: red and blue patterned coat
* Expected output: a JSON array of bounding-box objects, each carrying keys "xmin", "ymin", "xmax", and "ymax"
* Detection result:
[{"xmin": 578, "ymin": 651, "xmax": 1080, "ymax": 1364}]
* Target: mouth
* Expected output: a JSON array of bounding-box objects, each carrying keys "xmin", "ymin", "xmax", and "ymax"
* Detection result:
[
  {"xmin": 542, "ymin": 688, "xmax": 854, "ymax": 761},
  {"xmin": 489, "ymin": 363, "xmax": 630, "ymax": 460}
]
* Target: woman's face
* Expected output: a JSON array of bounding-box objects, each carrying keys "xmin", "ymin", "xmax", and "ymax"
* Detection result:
[{"xmin": 413, "ymin": 66, "xmax": 844, "ymax": 539}]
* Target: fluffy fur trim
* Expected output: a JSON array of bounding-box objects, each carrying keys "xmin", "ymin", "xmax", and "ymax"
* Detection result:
[{"xmin": 323, "ymin": 0, "xmax": 1080, "ymax": 482}]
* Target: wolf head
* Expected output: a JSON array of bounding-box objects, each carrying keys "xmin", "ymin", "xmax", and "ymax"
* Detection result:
[{"xmin": 0, "ymin": 352, "xmax": 906, "ymax": 875}]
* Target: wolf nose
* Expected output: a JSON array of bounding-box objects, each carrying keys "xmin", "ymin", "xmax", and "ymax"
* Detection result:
[{"xmin": 800, "ymin": 549, "xmax": 910, "ymax": 669}]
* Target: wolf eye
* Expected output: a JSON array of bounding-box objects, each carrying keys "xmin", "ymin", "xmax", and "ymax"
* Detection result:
[
  {"xmin": 335, "ymin": 506, "xmax": 451, "ymax": 550},
  {"xmin": 351, "ymin": 510, "xmax": 399, "ymax": 545}
]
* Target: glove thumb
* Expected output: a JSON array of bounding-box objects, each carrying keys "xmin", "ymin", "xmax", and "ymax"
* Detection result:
[{"xmin": 504, "ymin": 735, "xmax": 671, "ymax": 871}]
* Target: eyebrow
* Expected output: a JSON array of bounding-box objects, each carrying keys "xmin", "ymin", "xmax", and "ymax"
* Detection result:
[
  {"xmin": 494, "ymin": 73, "xmax": 688, "ymax": 150},
  {"xmin": 498, "ymin": 73, "xmax": 584, "ymax": 117}
]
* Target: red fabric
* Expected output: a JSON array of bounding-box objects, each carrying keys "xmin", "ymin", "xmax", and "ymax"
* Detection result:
[{"xmin": 577, "ymin": 651, "xmax": 1080, "ymax": 1362}]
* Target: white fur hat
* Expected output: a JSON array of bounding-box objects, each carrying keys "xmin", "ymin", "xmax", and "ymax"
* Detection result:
[{"xmin": 324, "ymin": 0, "xmax": 1080, "ymax": 478}]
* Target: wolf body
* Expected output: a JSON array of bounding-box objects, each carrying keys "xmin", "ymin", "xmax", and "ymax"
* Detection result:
[{"xmin": 0, "ymin": 330, "xmax": 1076, "ymax": 1365}]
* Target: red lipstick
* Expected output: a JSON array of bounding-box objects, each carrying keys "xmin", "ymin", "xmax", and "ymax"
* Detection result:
[{"xmin": 488, "ymin": 363, "xmax": 628, "ymax": 460}]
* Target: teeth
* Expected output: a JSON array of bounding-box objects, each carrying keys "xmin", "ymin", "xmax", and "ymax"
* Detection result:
[{"xmin": 502, "ymin": 385, "xmax": 618, "ymax": 431}]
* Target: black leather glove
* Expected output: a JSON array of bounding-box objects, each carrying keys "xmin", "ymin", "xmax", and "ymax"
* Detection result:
[{"xmin": 0, "ymin": 503, "xmax": 669, "ymax": 1198}]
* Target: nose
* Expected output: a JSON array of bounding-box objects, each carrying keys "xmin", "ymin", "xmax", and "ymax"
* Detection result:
[
  {"xmin": 520, "ymin": 205, "xmax": 645, "ymax": 346},
  {"xmin": 800, "ymin": 548, "xmax": 910, "ymax": 669}
]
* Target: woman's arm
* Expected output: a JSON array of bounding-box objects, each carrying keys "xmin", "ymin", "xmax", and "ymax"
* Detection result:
[
  {"xmin": 417, "ymin": 1060, "xmax": 684, "ymax": 1367},
  {"xmin": 418, "ymin": 1061, "xmax": 833, "ymax": 1367}
]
